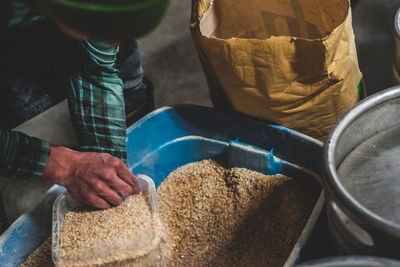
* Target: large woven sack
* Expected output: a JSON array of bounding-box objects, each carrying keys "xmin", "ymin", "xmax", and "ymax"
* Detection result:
[{"xmin": 190, "ymin": 0, "xmax": 363, "ymax": 141}]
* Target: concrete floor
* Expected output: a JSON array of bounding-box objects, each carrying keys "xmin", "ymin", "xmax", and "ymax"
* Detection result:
[
  {"xmin": 2, "ymin": 0, "xmax": 400, "ymax": 229},
  {"xmin": 138, "ymin": 0, "xmax": 211, "ymax": 107}
]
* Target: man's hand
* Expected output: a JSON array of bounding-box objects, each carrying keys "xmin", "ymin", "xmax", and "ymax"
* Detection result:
[{"xmin": 41, "ymin": 146, "xmax": 139, "ymax": 209}]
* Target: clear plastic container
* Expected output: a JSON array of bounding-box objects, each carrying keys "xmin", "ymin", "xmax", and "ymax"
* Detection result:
[{"xmin": 52, "ymin": 174, "xmax": 165, "ymax": 267}]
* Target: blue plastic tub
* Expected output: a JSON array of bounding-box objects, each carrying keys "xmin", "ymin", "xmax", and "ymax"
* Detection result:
[{"xmin": 0, "ymin": 105, "xmax": 324, "ymax": 266}]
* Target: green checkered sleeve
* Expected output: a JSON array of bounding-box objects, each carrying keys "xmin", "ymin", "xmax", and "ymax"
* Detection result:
[
  {"xmin": 68, "ymin": 40, "xmax": 127, "ymax": 162},
  {"xmin": 0, "ymin": 129, "xmax": 50, "ymax": 179}
]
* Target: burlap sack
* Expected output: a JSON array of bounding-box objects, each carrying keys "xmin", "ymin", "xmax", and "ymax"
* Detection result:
[{"xmin": 190, "ymin": 0, "xmax": 363, "ymax": 141}]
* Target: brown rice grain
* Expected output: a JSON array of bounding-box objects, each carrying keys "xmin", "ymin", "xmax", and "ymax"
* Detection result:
[
  {"xmin": 158, "ymin": 160, "xmax": 319, "ymax": 267},
  {"xmin": 19, "ymin": 237, "xmax": 54, "ymax": 267}
]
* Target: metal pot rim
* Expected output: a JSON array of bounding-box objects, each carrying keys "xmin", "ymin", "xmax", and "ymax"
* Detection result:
[
  {"xmin": 324, "ymin": 86, "xmax": 400, "ymax": 237},
  {"xmin": 395, "ymin": 8, "xmax": 400, "ymax": 38},
  {"xmin": 299, "ymin": 255, "xmax": 400, "ymax": 266}
]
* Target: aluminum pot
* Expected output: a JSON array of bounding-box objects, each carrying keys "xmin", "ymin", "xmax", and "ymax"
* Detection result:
[
  {"xmin": 393, "ymin": 9, "xmax": 400, "ymax": 84},
  {"xmin": 324, "ymin": 86, "xmax": 400, "ymax": 258},
  {"xmin": 297, "ymin": 256, "xmax": 400, "ymax": 267}
]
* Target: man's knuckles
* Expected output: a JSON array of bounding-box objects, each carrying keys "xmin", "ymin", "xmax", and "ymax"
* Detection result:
[
  {"xmin": 91, "ymin": 180, "xmax": 107, "ymax": 192},
  {"xmin": 108, "ymin": 157, "xmax": 122, "ymax": 168},
  {"xmin": 101, "ymin": 169, "xmax": 117, "ymax": 181}
]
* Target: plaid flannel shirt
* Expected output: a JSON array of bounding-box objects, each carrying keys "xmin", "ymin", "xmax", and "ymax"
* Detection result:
[{"xmin": 0, "ymin": 0, "xmax": 127, "ymax": 180}]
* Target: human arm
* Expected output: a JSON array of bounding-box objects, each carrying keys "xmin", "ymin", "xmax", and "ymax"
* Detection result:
[
  {"xmin": 0, "ymin": 129, "xmax": 49, "ymax": 179},
  {"xmin": 62, "ymin": 40, "xmax": 141, "ymax": 208},
  {"xmin": 2, "ymin": 2, "xmax": 139, "ymax": 209},
  {"xmin": 0, "ymin": 129, "xmax": 139, "ymax": 209},
  {"xmin": 67, "ymin": 40, "xmax": 128, "ymax": 161}
]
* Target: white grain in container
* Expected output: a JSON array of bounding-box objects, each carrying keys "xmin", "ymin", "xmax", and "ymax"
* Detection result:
[{"xmin": 52, "ymin": 175, "xmax": 165, "ymax": 267}]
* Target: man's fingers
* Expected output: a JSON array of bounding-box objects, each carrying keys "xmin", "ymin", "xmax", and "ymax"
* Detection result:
[
  {"xmin": 89, "ymin": 180, "xmax": 124, "ymax": 206},
  {"xmin": 117, "ymin": 165, "xmax": 140, "ymax": 194},
  {"xmin": 102, "ymin": 172, "xmax": 133, "ymax": 198},
  {"xmin": 62, "ymin": 154, "xmax": 140, "ymax": 209},
  {"xmin": 79, "ymin": 182, "xmax": 111, "ymax": 209}
]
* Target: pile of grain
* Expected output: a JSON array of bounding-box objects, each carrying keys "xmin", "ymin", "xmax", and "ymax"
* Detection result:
[
  {"xmin": 19, "ymin": 237, "xmax": 53, "ymax": 267},
  {"xmin": 58, "ymin": 192, "xmax": 163, "ymax": 267},
  {"xmin": 20, "ymin": 160, "xmax": 319, "ymax": 267},
  {"xmin": 158, "ymin": 160, "xmax": 319, "ymax": 266}
]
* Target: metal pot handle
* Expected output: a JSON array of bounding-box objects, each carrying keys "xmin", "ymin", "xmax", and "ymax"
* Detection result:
[{"xmin": 327, "ymin": 200, "xmax": 377, "ymax": 254}]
